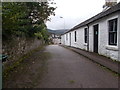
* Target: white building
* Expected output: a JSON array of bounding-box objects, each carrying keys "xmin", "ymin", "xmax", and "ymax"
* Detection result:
[
  {"xmin": 49, "ymin": 33, "xmax": 61, "ymax": 44},
  {"xmin": 52, "ymin": 34, "xmax": 61, "ymax": 44},
  {"xmin": 61, "ymin": 1, "xmax": 120, "ymax": 61}
]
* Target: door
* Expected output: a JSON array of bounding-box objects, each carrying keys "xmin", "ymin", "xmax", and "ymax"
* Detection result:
[
  {"xmin": 69, "ymin": 33, "xmax": 71, "ymax": 46},
  {"xmin": 93, "ymin": 24, "xmax": 99, "ymax": 53}
]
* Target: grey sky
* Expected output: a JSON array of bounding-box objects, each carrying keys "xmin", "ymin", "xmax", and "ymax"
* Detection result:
[{"xmin": 46, "ymin": 0, "xmax": 120, "ymax": 30}]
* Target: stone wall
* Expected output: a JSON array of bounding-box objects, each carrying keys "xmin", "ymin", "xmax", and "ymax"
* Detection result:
[{"xmin": 2, "ymin": 37, "xmax": 44, "ymax": 64}]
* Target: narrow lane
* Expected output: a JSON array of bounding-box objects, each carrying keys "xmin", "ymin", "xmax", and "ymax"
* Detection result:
[{"xmin": 36, "ymin": 45, "xmax": 118, "ymax": 88}]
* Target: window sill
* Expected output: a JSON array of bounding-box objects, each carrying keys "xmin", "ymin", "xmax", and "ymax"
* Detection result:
[{"xmin": 106, "ymin": 45, "xmax": 119, "ymax": 51}]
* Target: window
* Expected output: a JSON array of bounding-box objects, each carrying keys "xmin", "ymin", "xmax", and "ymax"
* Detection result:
[
  {"xmin": 84, "ymin": 28, "xmax": 88, "ymax": 43},
  {"xmin": 108, "ymin": 18, "xmax": 117, "ymax": 45},
  {"xmin": 75, "ymin": 31, "xmax": 77, "ymax": 42}
]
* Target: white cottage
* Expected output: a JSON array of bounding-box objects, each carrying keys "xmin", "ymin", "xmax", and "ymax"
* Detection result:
[{"xmin": 61, "ymin": 1, "xmax": 120, "ymax": 61}]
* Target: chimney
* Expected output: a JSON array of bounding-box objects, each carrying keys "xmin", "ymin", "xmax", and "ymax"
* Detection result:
[{"xmin": 103, "ymin": 0, "xmax": 117, "ymax": 11}]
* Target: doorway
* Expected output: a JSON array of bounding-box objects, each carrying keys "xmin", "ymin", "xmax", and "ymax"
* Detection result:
[{"xmin": 93, "ymin": 24, "xmax": 99, "ymax": 53}]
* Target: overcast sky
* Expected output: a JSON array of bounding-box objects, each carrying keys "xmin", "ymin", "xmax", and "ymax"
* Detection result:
[{"xmin": 46, "ymin": 0, "xmax": 120, "ymax": 30}]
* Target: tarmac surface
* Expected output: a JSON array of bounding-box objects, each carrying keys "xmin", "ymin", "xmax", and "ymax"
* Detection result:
[
  {"xmin": 36, "ymin": 45, "xmax": 118, "ymax": 88},
  {"xmin": 62, "ymin": 45, "xmax": 119, "ymax": 74}
]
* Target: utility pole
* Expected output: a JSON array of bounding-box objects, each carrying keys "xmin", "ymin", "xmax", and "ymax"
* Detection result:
[
  {"xmin": 60, "ymin": 16, "xmax": 65, "ymax": 44},
  {"xmin": 60, "ymin": 16, "xmax": 65, "ymax": 30}
]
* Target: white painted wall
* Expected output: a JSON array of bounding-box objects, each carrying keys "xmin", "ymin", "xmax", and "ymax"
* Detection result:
[
  {"xmin": 53, "ymin": 38, "xmax": 61, "ymax": 44},
  {"xmin": 89, "ymin": 13, "xmax": 119, "ymax": 60},
  {"xmin": 77, "ymin": 27, "xmax": 88, "ymax": 50},
  {"xmin": 61, "ymin": 35, "xmax": 65, "ymax": 45},
  {"xmin": 61, "ymin": 12, "xmax": 120, "ymax": 61}
]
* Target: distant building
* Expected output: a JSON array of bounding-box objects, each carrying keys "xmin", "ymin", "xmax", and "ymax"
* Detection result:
[
  {"xmin": 61, "ymin": 1, "xmax": 120, "ymax": 61},
  {"xmin": 49, "ymin": 33, "xmax": 61, "ymax": 44},
  {"xmin": 48, "ymin": 29, "xmax": 68, "ymax": 44}
]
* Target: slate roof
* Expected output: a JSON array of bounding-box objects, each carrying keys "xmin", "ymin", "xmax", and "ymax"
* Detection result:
[{"xmin": 65, "ymin": 2, "xmax": 120, "ymax": 34}]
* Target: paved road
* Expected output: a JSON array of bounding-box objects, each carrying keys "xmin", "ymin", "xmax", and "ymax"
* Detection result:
[{"xmin": 36, "ymin": 45, "xmax": 118, "ymax": 88}]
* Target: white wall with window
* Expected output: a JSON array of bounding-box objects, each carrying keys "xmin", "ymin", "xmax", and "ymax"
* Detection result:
[
  {"xmin": 61, "ymin": 12, "xmax": 120, "ymax": 61},
  {"xmin": 88, "ymin": 13, "xmax": 119, "ymax": 60},
  {"xmin": 108, "ymin": 18, "xmax": 118, "ymax": 46},
  {"xmin": 77, "ymin": 27, "xmax": 88, "ymax": 50}
]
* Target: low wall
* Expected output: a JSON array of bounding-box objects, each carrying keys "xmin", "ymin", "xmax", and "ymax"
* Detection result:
[{"xmin": 2, "ymin": 37, "xmax": 44, "ymax": 65}]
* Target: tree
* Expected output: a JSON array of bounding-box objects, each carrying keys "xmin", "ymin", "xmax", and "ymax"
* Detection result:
[{"xmin": 2, "ymin": 2, "xmax": 56, "ymax": 42}]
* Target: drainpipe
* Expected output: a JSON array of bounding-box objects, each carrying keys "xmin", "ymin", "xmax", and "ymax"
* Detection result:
[
  {"xmin": 117, "ymin": 11, "xmax": 120, "ymax": 78},
  {"xmin": 118, "ymin": 12, "xmax": 120, "ymax": 62},
  {"xmin": 0, "ymin": 2, "xmax": 2, "ymax": 90},
  {"xmin": 87, "ymin": 24, "xmax": 89, "ymax": 51}
]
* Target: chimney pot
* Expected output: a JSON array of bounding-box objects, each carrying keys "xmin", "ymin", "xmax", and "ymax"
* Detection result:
[{"xmin": 103, "ymin": 0, "xmax": 117, "ymax": 11}]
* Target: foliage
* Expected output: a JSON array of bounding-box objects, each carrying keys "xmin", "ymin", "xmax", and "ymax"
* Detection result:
[
  {"xmin": 34, "ymin": 32, "xmax": 43, "ymax": 39},
  {"xmin": 2, "ymin": 2, "xmax": 55, "ymax": 42}
]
